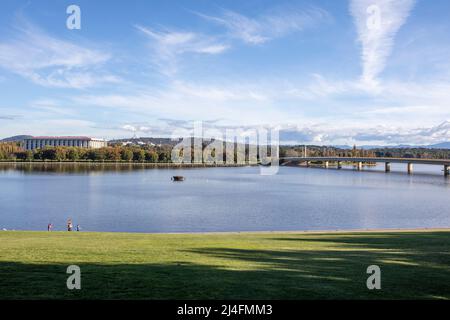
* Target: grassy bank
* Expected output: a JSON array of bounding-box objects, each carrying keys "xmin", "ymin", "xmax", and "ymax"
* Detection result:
[{"xmin": 0, "ymin": 230, "xmax": 449, "ymax": 299}]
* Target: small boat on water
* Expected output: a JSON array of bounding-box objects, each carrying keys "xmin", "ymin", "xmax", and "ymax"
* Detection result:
[{"xmin": 172, "ymin": 176, "xmax": 185, "ymax": 181}]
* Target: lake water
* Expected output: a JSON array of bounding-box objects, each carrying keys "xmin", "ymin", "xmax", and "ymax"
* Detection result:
[{"xmin": 0, "ymin": 163, "xmax": 449, "ymax": 232}]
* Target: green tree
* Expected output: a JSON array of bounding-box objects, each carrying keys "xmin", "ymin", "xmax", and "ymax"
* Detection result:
[
  {"xmin": 14, "ymin": 150, "xmax": 33, "ymax": 161},
  {"xmin": 86, "ymin": 149, "xmax": 106, "ymax": 161},
  {"xmin": 105, "ymin": 147, "xmax": 121, "ymax": 161},
  {"xmin": 158, "ymin": 150, "xmax": 170, "ymax": 162},
  {"xmin": 34, "ymin": 150, "xmax": 43, "ymax": 160},
  {"xmin": 54, "ymin": 147, "xmax": 67, "ymax": 161},
  {"xmin": 133, "ymin": 149, "xmax": 145, "ymax": 162},
  {"xmin": 41, "ymin": 148, "xmax": 57, "ymax": 160},
  {"xmin": 67, "ymin": 148, "xmax": 80, "ymax": 161},
  {"xmin": 145, "ymin": 150, "xmax": 159, "ymax": 163},
  {"xmin": 121, "ymin": 149, "xmax": 133, "ymax": 161},
  {"xmin": 25, "ymin": 150, "xmax": 33, "ymax": 161},
  {"xmin": 85, "ymin": 150, "xmax": 96, "ymax": 161},
  {"xmin": 352, "ymin": 145, "xmax": 357, "ymax": 157}
]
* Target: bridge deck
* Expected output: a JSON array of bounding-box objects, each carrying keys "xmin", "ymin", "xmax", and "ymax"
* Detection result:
[{"xmin": 281, "ymin": 157, "xmax": 450, "ymax": 165}]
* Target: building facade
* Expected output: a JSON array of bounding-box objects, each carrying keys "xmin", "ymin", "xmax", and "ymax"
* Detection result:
[{"xmin": 23, "ymin": 136, "xmax": 107, "ymax": 150}]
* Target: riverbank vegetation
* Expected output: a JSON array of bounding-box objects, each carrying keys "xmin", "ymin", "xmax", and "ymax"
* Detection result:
[
  {"xmin": 0, "ymin": 230, "xmax": 448, "ymax": 299},
  {"xmin": 280, "ymin": 145, "xmax": 450, "ymax": 159},
  {"xmin": 0, "ymin": 142, "xmax": 172, "ymax": 162},
  {"xmin": 1, "ymin": 140, "xmax": 450, "ymax": 163},
  {"xmin": 0, "ymin": 141, "xmax": 260, "ymax": 163}
]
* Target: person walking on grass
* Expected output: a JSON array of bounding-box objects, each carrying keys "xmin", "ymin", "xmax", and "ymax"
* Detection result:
[
  {"xmin": 76, "ymin": 224, "xmax": 81, "ymax": 232},
  {"xmin": 67, "ymin": 219, "xmax": 73, "ymax": 232},
  {"xmin": 47, "ymin": 223, "xmax": 53, "ymax": 231}
]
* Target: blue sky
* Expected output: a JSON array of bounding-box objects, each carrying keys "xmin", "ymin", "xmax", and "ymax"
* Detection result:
[{"xmin": 0, "ymin": 0, "xmax": 450, "ymax": 145}]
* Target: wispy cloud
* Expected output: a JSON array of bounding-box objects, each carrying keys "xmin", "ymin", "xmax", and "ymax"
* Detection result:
[
  {"xmin": 350, "ymin": 0, "xmax": 416, "ymax": 88},
  {"xmin": 135, "ymin": 25, "xmax": 228, "ymax": 75},
  {"xmin": 196, "ymin": 6, "xmax": 330, "ymax": 44},
  {"xmin": 74, "ymin": 80, "xmax": 272, "ymax": 114},
  {"xmin": 0, "ymin": 118, "xmax": 100, "ymax": 138},
  {"xmin": 0, "ymin": 19, "xmax": 120, "ymax": 89},
  {"xmin": 29, "ymin": 99, "xmax": 77, "ymax": 116},
  {"xmin": 0, "ymin": 114, "xmax": 21, "ymax": 120}
]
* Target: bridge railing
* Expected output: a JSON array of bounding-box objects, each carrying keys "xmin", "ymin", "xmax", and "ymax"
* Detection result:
[{"xmin": 279, "ymin": 157, "xmax": 450, "ymax": 176}]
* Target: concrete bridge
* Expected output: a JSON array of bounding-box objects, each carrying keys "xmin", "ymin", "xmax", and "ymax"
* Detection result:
[{"xmin": 280, "ymin": 157, "xmax": 450, "ymax": 176}]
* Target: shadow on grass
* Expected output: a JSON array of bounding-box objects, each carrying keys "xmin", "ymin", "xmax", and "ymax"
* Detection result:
[{"xmin": 0, "ymin": 232, "xmax": 449, "ymax": 299}]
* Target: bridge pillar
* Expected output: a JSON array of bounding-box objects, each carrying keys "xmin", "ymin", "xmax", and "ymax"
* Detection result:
[
  {"xmin": 337, "ymin": 161, "xmax": 342, "ymax": 169},
  {"xmin": 324, "ymin": 161, "xmax": 329, "ymax": 168},
  {"xmin": 385, "ymin": 162, "xmax": 391, "ymax": 172},
  {"xmin": 357, "ymin": 162, "xmax": 363, "ymax": 171},
  {"xmin": 407, "ymin": 163, "xmax": 413, "ymax": 174},
  {"xmin": 445, "ymin": 165, "xmax": 449, "ymax": 177}
]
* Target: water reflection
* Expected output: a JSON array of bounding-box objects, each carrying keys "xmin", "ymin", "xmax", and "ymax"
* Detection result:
[{"xmin": 0, "ymin": 162, "xmax": 184, "ymax": 174}]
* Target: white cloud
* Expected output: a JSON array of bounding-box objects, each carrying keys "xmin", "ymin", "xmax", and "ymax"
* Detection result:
[
  {"xmin": 0, "ymin": 20, "xmax": 119, "ymax": 88},
  {"xmin": 350, "ymin": 0, "xmax": 416, "ymax": 88},
  {"xmin": 121, "ymin": 124, "xmax": 152, "ymax": 133},
  {"xmin": 109, "ymin": 120, "xmax": 450, "ymax": 146},
  {"xmin": 196, "ymin": 6, "xmax": 330, "ymax": 44},
  {"xmin": 0, "ymin": 118, "xmax": 99, "ymax": 138},
  {"xmin": 350, "ymin": 121, "xmax": 450, "ymax": 145},
  {"xmin": 135, "ymin": 25, "xmax": 229, "ymax": 75},
  {"xmin": 70, "ymin": 72, "xmax": 450, "ymax": 135},
  {"xmin": 29, "ymin": 99, "xmax": 77, "ymax": 116},
  {"xmin": 278, "ymin": 121, "xmax": 450, "ymax": 146}
]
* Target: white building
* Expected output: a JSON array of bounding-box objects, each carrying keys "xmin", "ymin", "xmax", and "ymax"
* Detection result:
[{"xmin": 24, "ymin": 136, "xmax": 107, "ymax": 150}]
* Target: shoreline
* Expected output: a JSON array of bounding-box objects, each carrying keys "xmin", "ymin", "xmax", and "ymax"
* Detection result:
[
  {"xmin": 2, "ymin": 227, "xmax": 449, "ymax": 235},
  {"xmin": 0, "ymin": 161, "xmax": 258, "ymax": 168}
]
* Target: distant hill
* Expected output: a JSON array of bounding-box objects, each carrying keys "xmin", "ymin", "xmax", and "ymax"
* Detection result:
[
  {"xmin": 332, "ymin": 145, "xmax": 352, "ymax": 149},
  {"xmin": 358, "ymin": 144, "xmax": 414, "ymax": 149},
  {"xmin": 1, "ymin": 135, "xmax": 32, "ymax": 143},
  {"xmin": 340, "ymin": 143, "xmax": 450, "ymax": 150},
  {"xmin": 108, "ymin": 137, "xmax": 181, "ymax": 146},
  {"xmin": 427, "ymin": 142, "xmax": 450, "ymax": 149}
]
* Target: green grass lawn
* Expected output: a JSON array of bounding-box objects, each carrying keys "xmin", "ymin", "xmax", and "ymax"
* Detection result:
[{"xmin": 0, "ymin": 230, "xmax": 449, "ymax": 299}]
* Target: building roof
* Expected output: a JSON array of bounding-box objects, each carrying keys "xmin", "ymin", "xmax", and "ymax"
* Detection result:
[{"xmin": 26, "ymin": 136, "xmax": 102, "ymax": 141}]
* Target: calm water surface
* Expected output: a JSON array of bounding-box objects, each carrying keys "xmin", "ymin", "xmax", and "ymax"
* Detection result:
[{"xmin": 0, "ymin": 163, "xmax": 449, "ymax": 232}]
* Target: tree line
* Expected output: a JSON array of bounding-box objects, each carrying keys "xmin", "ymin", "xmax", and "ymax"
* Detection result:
[
  {"xmin": 0, "ymin": 143, "xmax": 172, "ymax": 162},
  {"xmin": 280, "ymin": 145, "xmax": 377, "ymax": 158},
  {"xmin": 279, "ymin": 145, "xmax": 450, "ymax": 159},
  {"xmin": 371, "ymin": 147, "xmax": 450, "ymax": 159},
  {"xmin": 0, "ymin": 140, "xmax": 270, "ymax": 163},
  {"xmin": 1, "ymin": 141, "xmax": 449, "ymax": 162}
]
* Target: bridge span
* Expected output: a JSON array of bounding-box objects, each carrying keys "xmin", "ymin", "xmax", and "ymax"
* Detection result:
[{"xmin": 280, "ymin": 157, "xmax": 450, "ymax": 176}]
